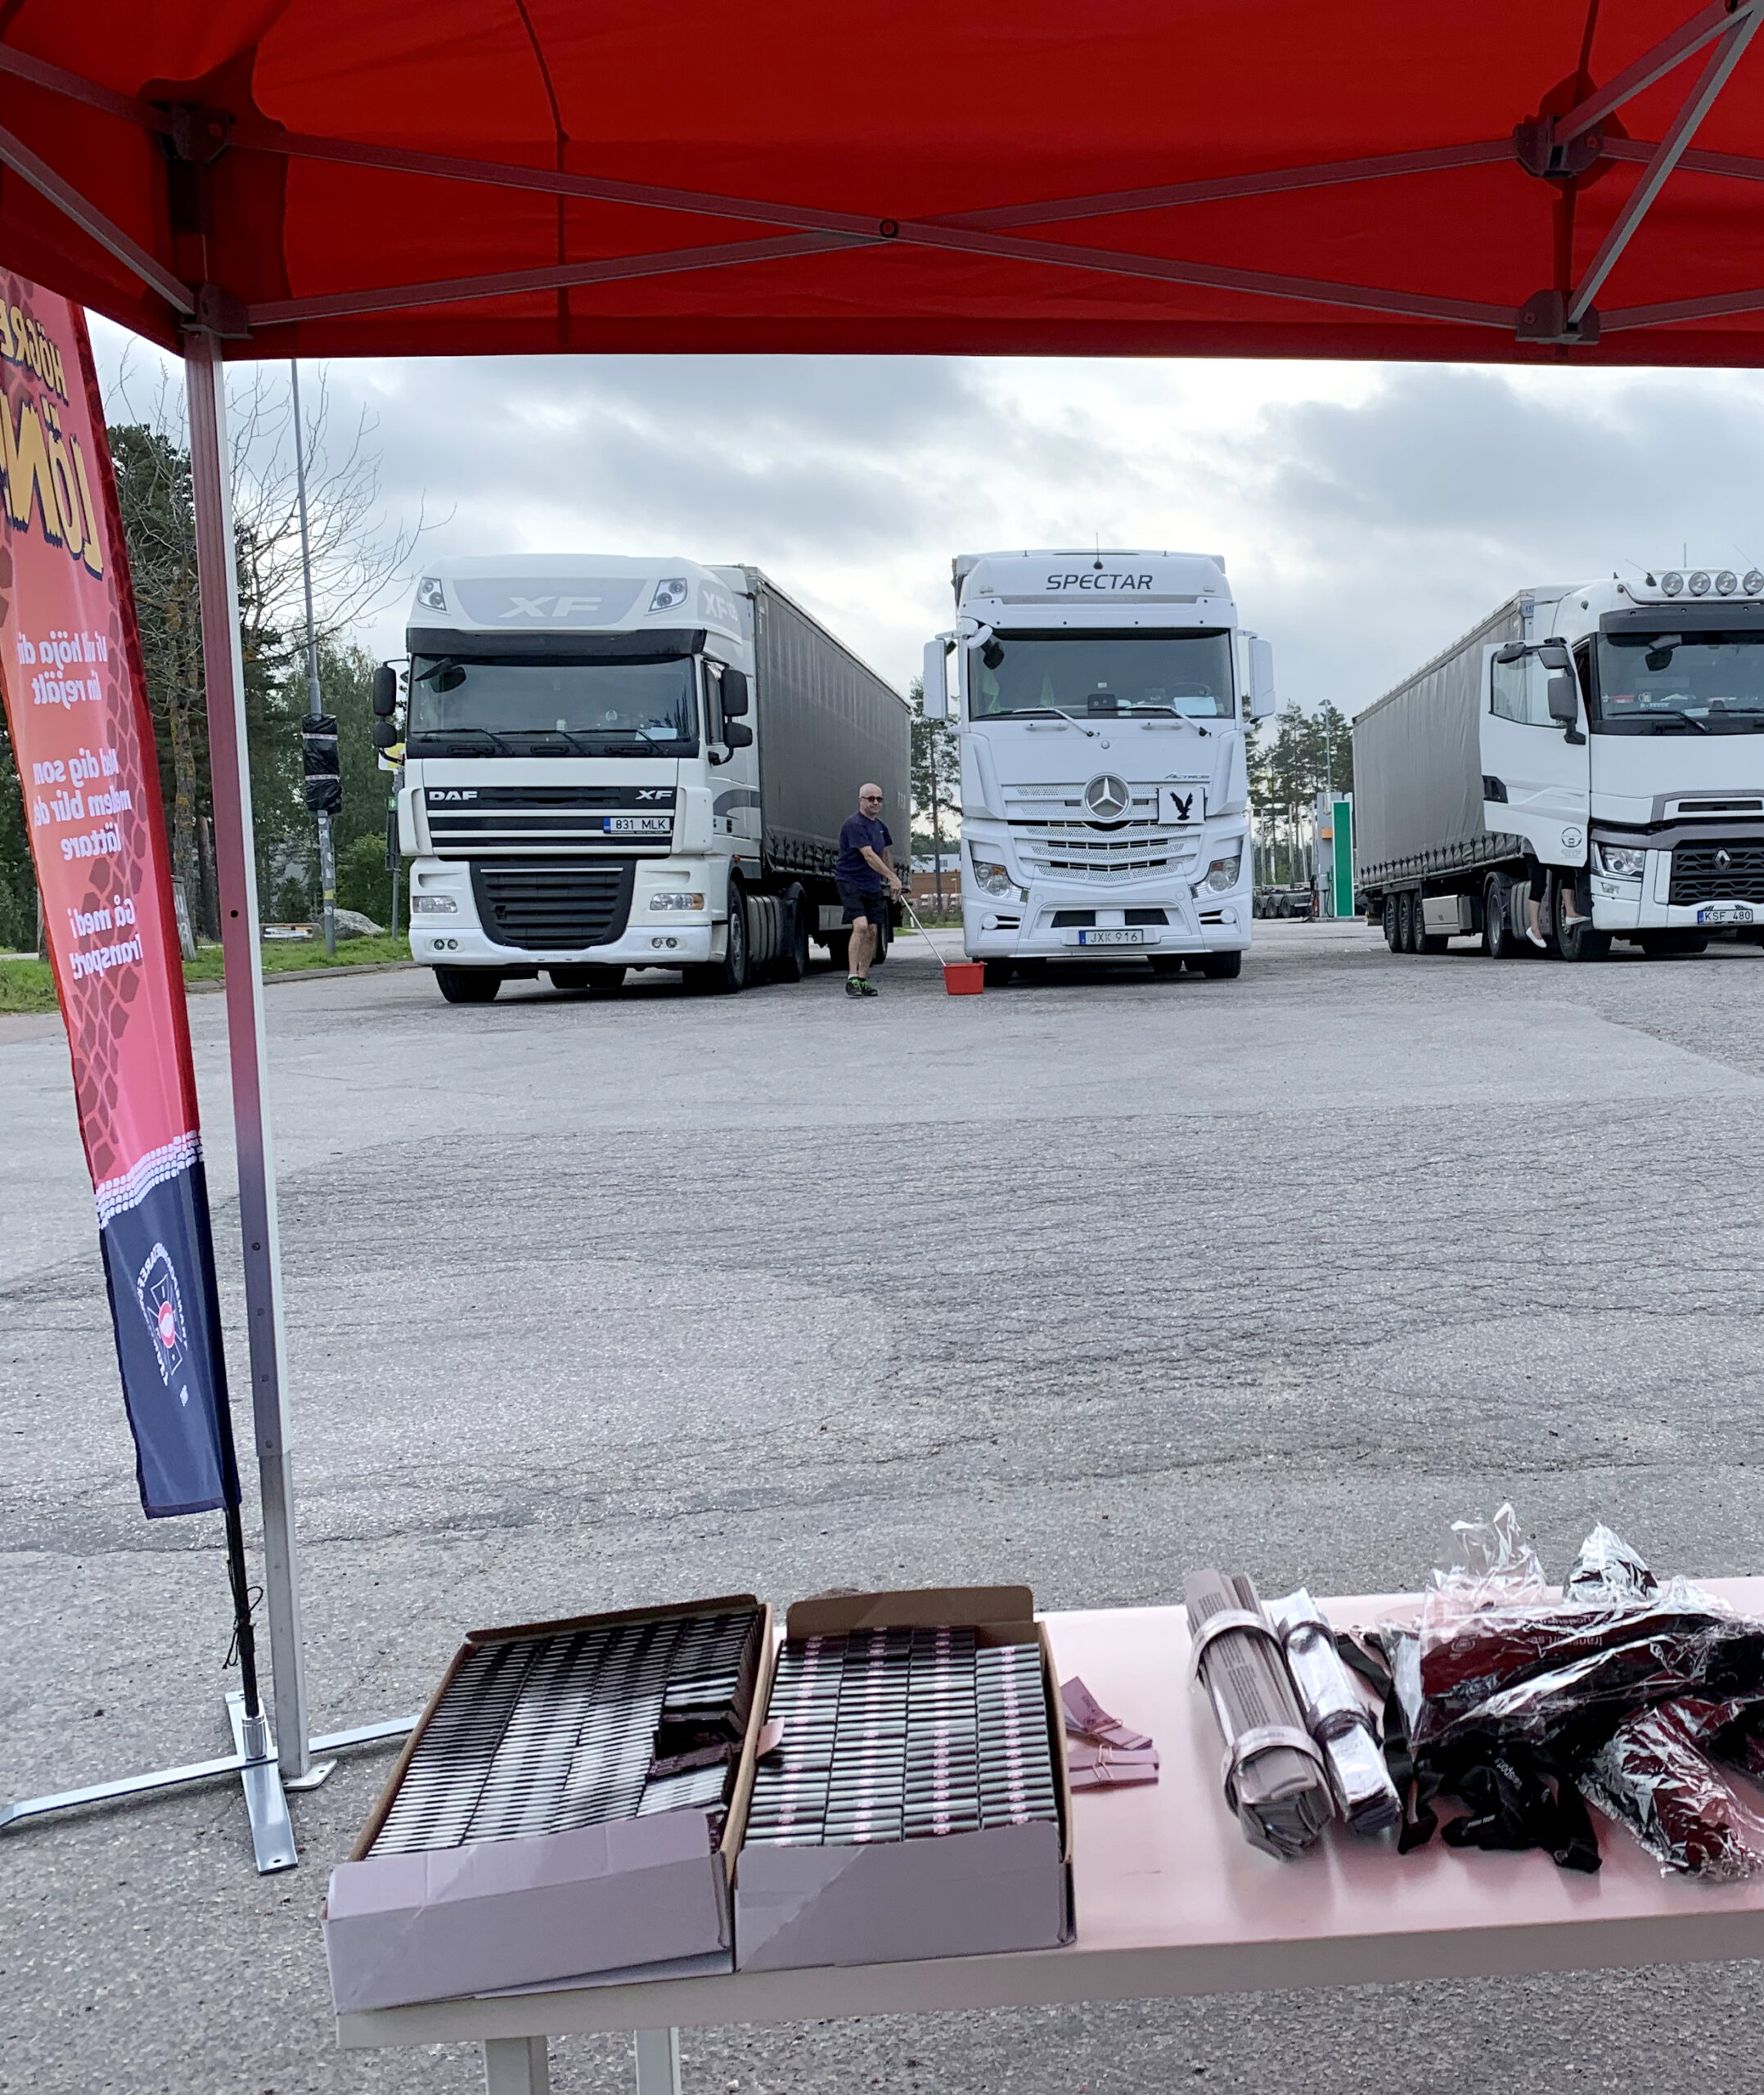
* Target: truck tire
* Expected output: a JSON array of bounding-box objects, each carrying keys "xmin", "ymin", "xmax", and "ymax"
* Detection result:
[
  {"xmin": 548, "ymin": 967, "xmax": 590, "ymax": 993},
  {"xmin": 583, "ymin": 966, "xmax": 627, "ymax": 994},
  {"xmin": 1148, "ymin": 954, "xmax": 1184, "ymax": 977},
  {"xmin": 772, "ymin": 885, "xmax": 810, "ymax": 982},
  {"xmin": 1483, "ymin": 875, "xmax": 1519, "ymax": 958},
  {"xmin": 983, "ymin": 959, "xmax": 1014, "ymax": 987},
  {"xmin": 1199, "ymin": 950, "xmax": 1243, "ymax": 979},
  {"xmin": 1415, "ymin": 903, "xmax": 1449, "ymax": 957},
  {"xmin": 435, "ymin": 967, "xmax": 500, "ymax": 1004},
  {"xmin": 1392, "ymin": 890, "xmax": 1413, "ymax": 952},
  {"xmin": 1640, "ymin": 930, "xmax": 1708, "ymax": 957},
  {"xmin": 691, "ymin": 882, "xmax": 749, "ymax": 994},
  {"xmin": 1382, "ymin": 898, "xmax": 1402, "ymax": 953}
]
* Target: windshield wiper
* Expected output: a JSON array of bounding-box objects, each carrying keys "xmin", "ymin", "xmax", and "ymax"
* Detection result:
[
  {"xmin": 416, "ymin": 724, "xmax": 520, "ymax": 752},
  {"xmin": 1031, "ymin": 705, "xmax": 1100, "ymax": 740},
  {"xmin": 1633, "ymin": 708, "xmax": 1711, "ymax": 734}
]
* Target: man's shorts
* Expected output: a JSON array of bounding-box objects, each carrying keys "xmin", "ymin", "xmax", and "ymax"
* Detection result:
[{"xmin": 837, "ymin": 881, "xmax": 887, "ymax": 926}]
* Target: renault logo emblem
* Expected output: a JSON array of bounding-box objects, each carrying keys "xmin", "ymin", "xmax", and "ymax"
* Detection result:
[
  {"xmin": 1718, "ymin": 849, "xmax": 1733, "ymax": 869},
  {"xmin": 1084, "ymin": 773, "xmax": 1131, "ymax": 818}
]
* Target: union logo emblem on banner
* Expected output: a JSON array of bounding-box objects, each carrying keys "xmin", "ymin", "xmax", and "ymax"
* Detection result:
[{"xmin": 0, "ymin": 275, "xmax": 236, "ymax": 1518}]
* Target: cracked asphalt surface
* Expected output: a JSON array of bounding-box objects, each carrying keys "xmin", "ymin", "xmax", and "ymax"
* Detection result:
[{"xmin": 4, "ymin": 918, "xmax": 1764, "ymax": 2094}]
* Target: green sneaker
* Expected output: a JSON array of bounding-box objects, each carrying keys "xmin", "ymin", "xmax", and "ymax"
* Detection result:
[
  {"xmin": 856, "ymin": 976, "xmax": 879, "ymax": 997},
  {"xmin": 846, "ymin": 975, "xmax": 866, "ymax": 998}
]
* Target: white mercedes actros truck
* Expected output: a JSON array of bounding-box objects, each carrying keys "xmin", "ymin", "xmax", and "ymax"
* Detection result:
[
  {"xmin": 1354, "ymin": 567, "xmax": 1764, "ymax": 961},
  {"xmin": 922, "ymin": 552, "xmax": 1276, "ymax": 982},
  {"xmin": 376, "ymin": 556, "xmax": 909, "ymax": 1002}
]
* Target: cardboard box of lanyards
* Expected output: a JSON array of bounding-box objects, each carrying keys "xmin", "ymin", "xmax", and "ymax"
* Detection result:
[
  {"xmin": 323, "ymin": 1594, "xmax": 773, "ymax": 2012},
  {"xmin": 733, "ymin": 1585, "xmax": 1075, "ymax": 1971}
]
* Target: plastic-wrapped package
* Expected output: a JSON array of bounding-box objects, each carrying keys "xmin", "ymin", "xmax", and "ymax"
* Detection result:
[
  {"xmin": 1581, "ymin": 1698, "xmax": 1764, "ymax": 1880},
  {"xmin": 1268, "ymin": 1590, "xmax": 1399, "ymax": 1835},
  {"xmin": 1567, "ymin": 1524, "xmax": 1659, "ymax": 1604},
  {"xmin": 1414, "ymin": 1508, "xmax": 1745, "ymax": 1752},
  {"xmin": 1186, "ymin": 1570, "xmax": 1334, "ymax": 1859}
]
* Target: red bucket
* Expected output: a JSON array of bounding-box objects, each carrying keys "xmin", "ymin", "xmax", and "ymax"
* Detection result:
[{"xmin": 943, "ymin": 962, "xmax": 985, "ymax": 996}]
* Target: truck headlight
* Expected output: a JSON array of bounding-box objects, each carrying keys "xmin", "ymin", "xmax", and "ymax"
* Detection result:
[
  {"xmin": 1597, "ymin": 845, "xmax": 1645, "ymax": 880},
  {"xmin": 649, "ymin": 891, "xmax": 705, "ymax": 911},
  {"xmin": 416, "ymin": 575, "xmax": 447, "ymax": 611},
  {"xmin": 970, "ymin": 856, "xmax": 1015, "ymax": 897},
  {"xmin": 1203, "ymin": 851, "xmax": 1243, "ymax": 893},
  {"xmin": 411, "ymin": 894, "xmax": 457, "ymax": 914}
]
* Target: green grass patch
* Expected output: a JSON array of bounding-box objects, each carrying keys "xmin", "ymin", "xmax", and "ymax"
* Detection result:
[
  {"xmin": 0, "ymin": 933, "xmax": 412, "ymax": 1015},
  {"xmin": 0, "ymin": 955, "xmax": 57, "ymax": 1013}
]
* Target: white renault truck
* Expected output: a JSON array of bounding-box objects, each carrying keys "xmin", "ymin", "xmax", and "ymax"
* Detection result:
[
  {"xmin": 921, "ymin": 552, "xmax": 1276, "ymax": 982},
  {"xmin": 376, "ymin": 556, "xmax": 909, "ymax": 1002},
  {"xmin": 1354, "ymin": 567, "xmax": 1764, "ymax": 960}
]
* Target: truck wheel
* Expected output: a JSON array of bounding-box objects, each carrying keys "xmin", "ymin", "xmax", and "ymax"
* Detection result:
[
  {"xmin": 1382, "ymin": 898, "xmax": 1402, "ymax": 953},
  {"xmin": 583, "ymin": 966, "xmax": 627, "ymax": 994},
  {"xmin": 693, "ymin": 883, "xmax": 749, "ymax": 993},
  {"xmin": 548, "ymin": 967, "xmax": 590, "ymax": 993},
  {"xmin": 435, "ymin": 967, "xmax": 500, "ymax": 1004},
  {"xmin": 772, "ymin": 885, "xmax": 810, "ymax": 982},
  {"xmin": 1640, "ymin": 930, "xmax": 1709, "ymax": 957},
  {"xmin": 1482, "ymin": 875, "xmax": 1515, "ymax": 958},
  {"xmin": 983, "ymin": 959, "xmax": 1014, "ymax": 987},
  {"xmin": 1148, "ymin": 955, "xmax": 1184, "ymax": 977},
  {"xmin": 1199, "ymin": 950, "xmax": 1243, "ymax": 979}
]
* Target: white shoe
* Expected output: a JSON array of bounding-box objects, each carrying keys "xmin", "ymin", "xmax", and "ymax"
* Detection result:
[{"xmin": 1526, "ymin": 926, "xmax": 1547, "ymax": 948}]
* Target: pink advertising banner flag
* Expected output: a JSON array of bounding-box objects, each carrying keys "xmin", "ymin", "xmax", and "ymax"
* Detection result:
[{"xmin": 0, "ymin": 274, "xmax": 235, "ymax": 1517}]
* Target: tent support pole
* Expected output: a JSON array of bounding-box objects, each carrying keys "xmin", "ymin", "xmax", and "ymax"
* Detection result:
[{"xmin": 183, "ymin": 326, "xmax": 312, "ymax": 1784}]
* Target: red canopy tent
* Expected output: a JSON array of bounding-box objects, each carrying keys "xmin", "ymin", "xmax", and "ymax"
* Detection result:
[
  {"xmin": 2, "ymin": 0, "xmax": 1764, "ymax": 366},
  {"xmin": 6, "ymin": 0, "xmax": 1764, "ymax": 1866}
]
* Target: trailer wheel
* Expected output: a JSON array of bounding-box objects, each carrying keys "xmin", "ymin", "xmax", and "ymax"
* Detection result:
[
  {"xmin": 1415, "ymin": 899, "xmax": 1449, "ymax": 957},
  {"xmin": 1382, "ymin": 897, "xmax": 1402, "ymax": 953},
  {"xmin": 435, "ymin": 967, "xmax": 501, "ymax": 1003}
]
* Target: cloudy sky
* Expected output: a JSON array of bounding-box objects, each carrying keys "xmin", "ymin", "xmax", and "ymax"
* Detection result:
[{"xmin": 89, "ymin": 318, "xmax": 1764, "ymax": 719}]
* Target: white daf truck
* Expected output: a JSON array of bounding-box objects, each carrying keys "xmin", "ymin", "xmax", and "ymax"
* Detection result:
[
  {"xmin": 921, "ymin": 552, "xmax": 1276, "ymax": 982},
  {"xmin": 1354, "ymin": 567, "xmax": 1764, "ymax": 960},
  {"xmin": 376, "ymin": 556, "xmax": 909, "ymax": 1002}
]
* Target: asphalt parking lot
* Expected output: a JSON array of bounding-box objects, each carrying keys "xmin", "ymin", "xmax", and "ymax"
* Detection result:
[{"xmin": 5, "ymin": 918, "xmax": 1764, "ymax": 2095}]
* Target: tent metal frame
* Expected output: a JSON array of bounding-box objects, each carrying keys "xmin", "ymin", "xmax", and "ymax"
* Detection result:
[
  {"xmin": 1, "ymin": 0, "xmax": 1760, "ymax": 1881},
  {"xmin": 1, "ymin": 0, "xmax": 1762, "ymax": 345}
]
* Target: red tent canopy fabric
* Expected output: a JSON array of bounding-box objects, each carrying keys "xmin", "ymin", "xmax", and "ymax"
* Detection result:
[{"xmin": 2, "ymin": 1, "xmax": 1763, "ymax": 365}]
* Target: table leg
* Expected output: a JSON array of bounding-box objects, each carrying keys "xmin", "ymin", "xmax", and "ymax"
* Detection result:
[
  {"xmin": 632, "ymin": 2026, "xmax": 681, "ymax": 2095},
  {"xmin": 484, "ymin": 2034, "xmax": 550, "ymax": 2094}
]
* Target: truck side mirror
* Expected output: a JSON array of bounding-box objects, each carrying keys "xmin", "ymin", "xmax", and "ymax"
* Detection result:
[
  {"xmin": 1538, "ymin": 641, "xmax": 1572, "ymax": 672},
  {"xmin": 371, "ymin": 718, "xmax": 400, "ymax": 750},
  {"xmin": 720, "ymin": 668, "xmax": 749, "ymax": 718},
  {"xmin": 723, "ymin": 720, "xmax": 754, "ymax": 750},
  {"xmin": 1546, "ymin": 671, "xmax": 1579, "ymax": 724},
  {"xmin": 372, "ymin": 663, "xmax": 399, "ymax": 716},
  {"xmin": 1247, "ymin": 635, "xmax": 1276, "ymax": 720},
  {"xmin": 921, "ymin": 639, "xmax": 950, "ymax": 721}
]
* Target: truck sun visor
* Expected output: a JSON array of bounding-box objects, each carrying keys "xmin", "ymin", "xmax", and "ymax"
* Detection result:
[{"xmin": 404, "ymin": 626, "xmax": 707, "ymax": 663}]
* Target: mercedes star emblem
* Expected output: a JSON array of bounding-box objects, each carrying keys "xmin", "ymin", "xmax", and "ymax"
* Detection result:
[{"xmin": 1084, "ymin": 773, "xmax": 1131, "ymax": 818}]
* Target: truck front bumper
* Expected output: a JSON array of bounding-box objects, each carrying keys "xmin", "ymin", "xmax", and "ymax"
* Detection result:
[
  {"xmin": 1591, "ymin": 882, "xmax": 1757, "ymax": 935},
  {"xmin": 962, "ymin": 879, "xmax": 1249, "ymax": 960},
  {"xmin": 406, "ymin": 857, "xmax": 718, "ymax": 969}
]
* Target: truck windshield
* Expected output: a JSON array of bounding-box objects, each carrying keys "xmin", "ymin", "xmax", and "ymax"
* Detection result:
[
  {"xmin": 407, "ymin": 656, "xmax": 700, "ymax": 755},
  {"xmin": 968, "ymin": 631, "xmax": 1235, "ymax": 719},
  {"xmin": 1595, "ymin": 633, "xmax": 1764, "ymax": 735}
]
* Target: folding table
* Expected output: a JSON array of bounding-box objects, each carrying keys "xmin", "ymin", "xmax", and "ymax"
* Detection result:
[{"xmin": 336, "ymin": 1584, "xmax": 1764, "ymax": 2093}]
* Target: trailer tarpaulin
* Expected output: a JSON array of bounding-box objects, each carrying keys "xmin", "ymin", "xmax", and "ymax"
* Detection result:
[
  {"xmin": 0, "ymin": 277, "xmax": 235, "ymax": 1517},
  {"xmin": 3, "ymin": 5, "xmax": 1764, "ymax": 368}
]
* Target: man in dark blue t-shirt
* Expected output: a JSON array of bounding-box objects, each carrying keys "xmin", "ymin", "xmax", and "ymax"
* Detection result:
[{"xmin": 834, "ymin": 783, "xmax": 901, "ymax": 998}]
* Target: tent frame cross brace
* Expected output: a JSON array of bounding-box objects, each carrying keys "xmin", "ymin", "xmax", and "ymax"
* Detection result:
[{"xmin": 1, "ymin": 0, "xmax": 1763, "ymax": 346}]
